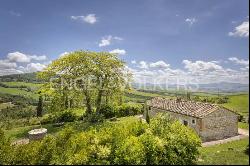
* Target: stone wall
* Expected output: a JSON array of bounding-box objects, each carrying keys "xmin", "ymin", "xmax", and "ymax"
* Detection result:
[
  {"xmin": 200, "ymin": 109, "xmax": 238, "ymax": 142},
  {"xmin": 145, "ymin": 106, "xmax": 238, "ymax": 142}
]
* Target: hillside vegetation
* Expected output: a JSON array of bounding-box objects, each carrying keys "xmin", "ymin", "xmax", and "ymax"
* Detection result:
[
  {"xmin": 0, "ymin": 51, "xmax": 248, "ymax": 165},
  {"xmin": 222, "ymin": 94, "xmax": 249, "ymax": 117},
  {"xmin": 198, "ymin": 138, "xmax": 249, "ymax": 165}
]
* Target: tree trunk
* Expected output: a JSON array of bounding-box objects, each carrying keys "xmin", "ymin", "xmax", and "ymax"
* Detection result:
[
  {"xmin": 96, "ymin": 89, "xmax": 103, "ymax": 112},
  {"xmin": 69, "ymin": 99, "xmax": 73, "ymax": 108},
  {"xmin": 96, "ymin": 77, "xmax": 106, "ymax": 112},
  {"xmin": 84, "ymin": 90, "xmax": 92, "ymax": 115},
  {"xmin": 65, "ymin": 95, "xmax": 69, "ymax": 109}
]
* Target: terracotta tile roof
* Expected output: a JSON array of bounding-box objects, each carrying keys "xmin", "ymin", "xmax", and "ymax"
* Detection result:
[{"xmin": 147, "ymin": 97, "xmax": 235, "ymax": 118}]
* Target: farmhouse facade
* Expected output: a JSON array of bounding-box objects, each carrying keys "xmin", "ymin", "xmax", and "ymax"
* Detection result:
[{"xmin": 145, "ymin": 97, "xmax": 239, "ymax": 142}]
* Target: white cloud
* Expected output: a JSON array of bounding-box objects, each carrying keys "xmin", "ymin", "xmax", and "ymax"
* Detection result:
[
  {"xmin": 59, "ymin": 52, "xmax": 70, "ymax": 57},
  {"xmin": 128, "ymin": 59, "xmax": 249, "ymax": 84},
  {"xmin": 0, "ymin": 52, "xmax": 48, "ymax": 76},
  {"xmin": 228, "ymin": 57, "xmax": 249, "ymax": 65},
  {"xmin": 185, "ymin": 18, "xmax": 197, "ymax": 26},
  {"xmin": 0, "ymin": 69, "xmax": 23, "ymax": 76},
  {"xmin": 24, "ymin": 63, "xmax": 47, "ymax": 72},
  {"xmin": 182, "ymin": 60, "xmax": 223, "ymax": 74},
  {"xmin": 132, "ymin": 60, "xmax": 235, "ymax": 84},
  {"xmin": 98, "ymin": 35, "xmax": 123, "ymax": 47},
  {"xmin": 71, "ymin": 14, "xmax": 97, "ymax": 24},
  {"xmin": 131, "ymin": 60, "xmax": 137, "ymax": 64},
  {"xmin": 7, "ymin": 51, "xmax": 47, "ymax": 63},
  {"xmin": 29, "ymin": 55, "xmax": 47, "ymax": 61},
  {"xmin": 149, "ymin": 61, "xmax": 170, "ymax": 69},
  {"xmin": 7, "ymin": 52, "xmax": 30, "ymax": 63},
  {"xmin": 99, "ymin": 36, "xmax": 112, "ymax": 47},
  {"xmin": 109, "ymin": 49, "xmax": 126, "ymax": 55},
  {"xmin": 138, "ymin": 61, "xmax": 148, "ymax": 69},
  {"xmin": 0, "ymin": 60, "xmax": 17, "ymax": 69},
  {"xmin": 229, "ymin": 19, "xmax": 249, "ymax": 37}
]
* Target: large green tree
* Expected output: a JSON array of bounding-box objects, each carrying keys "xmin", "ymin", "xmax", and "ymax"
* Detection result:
[{"xmin": 38, "ymin": 51, "xmax": 129, "ymax": 114}]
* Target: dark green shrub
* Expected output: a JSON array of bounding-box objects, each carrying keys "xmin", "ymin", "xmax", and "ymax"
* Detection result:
[
  {"xmin": 84, "ymin": 112, "xmax": 105, "ymax": 123},
  {"xmin": 56, "ymin": 111, "xmax": 77, "ymax": 123},
  {"xmin": 41, "ymin": 111, "xmax": 77, "ymax": 124},
  {"xmin": 238, "ymin": 114, "xmax": 244, "ymax": 122},
  {"xmin": 98, "ymin": 105, "xmax": 115, "ymax": 118},
  {"xmin": 115, "ymin": 103, "xmax": 143, "ymax": 117},
  {"xmin": 245, "ymin": 144, "xmax": 249, "ymax": 155}
]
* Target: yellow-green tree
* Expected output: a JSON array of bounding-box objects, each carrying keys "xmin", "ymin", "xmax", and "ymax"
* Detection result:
[{"xmin": 38, "ymin": 51, "xmax": 129, "ymax": 114}]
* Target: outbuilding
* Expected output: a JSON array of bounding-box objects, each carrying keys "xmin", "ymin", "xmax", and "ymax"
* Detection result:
[{"xmin": 145, "ymin": 97, "xmax": 239, "ymax": 142}]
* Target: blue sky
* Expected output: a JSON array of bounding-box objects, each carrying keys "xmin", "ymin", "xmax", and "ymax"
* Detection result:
[{"xmin": 0, "ymin": 0, "xmax": 249, "ymax": 84}]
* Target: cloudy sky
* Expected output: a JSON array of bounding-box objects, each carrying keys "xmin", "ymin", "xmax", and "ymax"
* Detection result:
[{"xmin": 0, "ymin": 0, "xmax": 249, "ymax": 84}]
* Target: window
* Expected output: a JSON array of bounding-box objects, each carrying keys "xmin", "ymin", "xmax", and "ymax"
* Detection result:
[
  {"xmin": 183, "ymin": 120, "xmax": 188, "ymax": 126},
  {"xmin": 192, "ymin": 119, "xmax": 196, "ymax": 125}
]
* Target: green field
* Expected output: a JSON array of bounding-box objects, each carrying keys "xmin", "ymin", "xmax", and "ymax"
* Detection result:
[
  {"xmin": 4, "ymin": 123, "xmax": 66, "ymax": 141},
  {"xmin": 198, "ymin": 138, "xmax": 249, "ymax": 165},
  {"xmin": 222, "ymin": 94, "xmax": 249, "ymax": 117},
  {"xmin": 0, "ymin": 82, "xmax": 42, "ymax": 100},
  {"xmin": 0, "ymin": 87, "xmax": 39, "ymax": 99},
  {"xmin": 1, "ymin": 81, "xmax": 42, "ymax": 89}
]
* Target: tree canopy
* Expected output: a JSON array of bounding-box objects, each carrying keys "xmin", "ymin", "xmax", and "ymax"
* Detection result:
[{"xmin": 38, "ymin": 51, "xmax": 130, "ymax": 114}]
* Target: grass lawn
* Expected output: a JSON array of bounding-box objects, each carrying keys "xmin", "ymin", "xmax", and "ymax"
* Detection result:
[
  {"xmin": 4, "ymin": 123, "xmax": 66, "ymax": 141},
  {"xmin": 239, "ymin": 122, "xmax": 249, "ymax": 130},
  {"xmin": 4, "ymin": 116, "xmax": 139, "ymax": 141},
  {"xmin": 222, "ymin": 94, "xmax": 249, "ymax": 117},
  {"xmin": 198, "ymin": 138, "xmax": 249, "ymax": 165},
  {"xmin": 0, "ymin": 87, "xmax": 39, "ymax": 99},
  {"xmin": 1, "ymin": 82, "xmax": 42, "ymax": 89}
]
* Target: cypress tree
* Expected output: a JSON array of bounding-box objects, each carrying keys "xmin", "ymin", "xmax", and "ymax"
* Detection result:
[
  {"xmin": 37, "ymin": 95, "xmax": 43, "ymax": 117},
  {"xmin": 145, "ymin": 102, "xmax": 150, "ymax": 124}
]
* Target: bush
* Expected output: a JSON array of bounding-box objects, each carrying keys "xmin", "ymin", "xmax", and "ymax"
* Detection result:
[
  {"xmin": 150, "ymin": 113, "xmax": 201, "ymax": 165},
  {"xmin": 96, "ymin": 103, "xmax": 143, "ymax": 119},
  {"xmin": 115, "ymin": 103, "xmax": 143, "ymax": 117},
  {"xmin": 238, "ymin": 114, "xmax": 244, "ymax": 122},
  {"xmin": 41, "ymin": 111, "xmax": 77, "ymax": 124},
  {"xmin": 114, "ymin": 136, "xmax": 146, "ymax": 165},
  {"xmin": 139, "ymin": 131, "xmax": 165, "ymax": 165},
  {"xmin": 0, "ymin": 113, "xmax": 201, "ymax": 165},
  {"xmin": 57, "ymin": 111, "xmax": 77, "ymax": 123},
  {"xmin": 0, "ymin": 129, "xmax": 14, "ymax": 164},
  {"xmin": 98, "ymin": 105, "xmax": 115, "ymax": 118},
  {"xmin": 245, "ymin": 144, "xmax": 249, "ymax": 155},
  {"xmin": 84, "ymin": 112, "xmax": 105, "ymax": 123}
]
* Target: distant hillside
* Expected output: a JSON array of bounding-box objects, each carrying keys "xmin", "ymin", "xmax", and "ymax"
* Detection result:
[
  {"xmin": 132, "ymin": 82, "xmax": 249, "ymax": 93},
  {"xmin": 0, "ymin": 72, "xmax": 41, "ymax": 82},
  {"xmin": 1, "ymin": 73, "xmax": 248, "ymax": 93},
  {"xmin": 195, "ymin": 82, "xmax": 249, "ymax": 93}
]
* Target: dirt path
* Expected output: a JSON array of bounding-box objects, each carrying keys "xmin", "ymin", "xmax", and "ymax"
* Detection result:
[{"xmin": 202, "ymin": 128, "xmax": 249, "ymax": 147}]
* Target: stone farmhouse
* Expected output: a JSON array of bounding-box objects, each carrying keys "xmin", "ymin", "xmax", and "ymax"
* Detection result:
[{"xmin": 145, "ymin": 97, "xmax": 239, "ymax": 142}]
